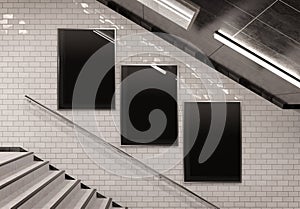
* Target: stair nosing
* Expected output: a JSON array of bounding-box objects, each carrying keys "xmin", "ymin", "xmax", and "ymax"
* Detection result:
[
  {"xmin": 10, "ymin": 170, "xmax": 65, "ymax": 209},
  {"xmin": 104, "ymin": 198, "xmax": 113, "ymax": 209},
  {"xmin": 81, "ymin": 189, "xmax": 96, "ymax": 209},
  {"xmin": 0, "ymin": 161, "xmax": 48, "ymax": 190},
  {"xmin": 0, "ymin": 152, "xmax": 33, "ymax": 167},
  {"xmin": 49, "ymin": 179, "xmax": 81, "ymax": 209}
]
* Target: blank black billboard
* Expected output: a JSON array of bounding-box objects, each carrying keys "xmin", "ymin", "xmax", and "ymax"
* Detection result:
[
  {"xmin": 184, "ymin": 102, "xmax": 241, "ymax": 182},
  {"xmin": 58, "ymin": 29, "xmax": 115, "ymax": 109}
]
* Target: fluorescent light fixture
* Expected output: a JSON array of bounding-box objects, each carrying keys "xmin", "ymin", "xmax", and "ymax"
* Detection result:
[
  {"xmin": 137, "ymin": 0, "xmax": 200, "ymax": 30},
  {"xmin": 214, "ymin": 30, "xmax": 300, "ymax": 89},
  {"xmin": 151, "ymin": 65, "xmax": 167, "ymax": 75},
  {"xmin": 93, "ymin": 30, "xmax": 115, "ymax": 43}
]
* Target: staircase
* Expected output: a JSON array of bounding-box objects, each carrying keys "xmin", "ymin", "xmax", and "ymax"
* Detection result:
[{"xmin": 0, "ymin": 147, "xmax": 127, "ymax": 209}]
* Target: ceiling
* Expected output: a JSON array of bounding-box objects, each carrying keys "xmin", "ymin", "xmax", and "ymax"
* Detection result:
[{"xmin": 97, "ymin": 0, "xmax": 300, "ymax": 108}]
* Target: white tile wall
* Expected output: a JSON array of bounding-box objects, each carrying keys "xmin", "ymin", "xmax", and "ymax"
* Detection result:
[{"xmin": 0, "ymin": 0, "xmax": 300, "ymax": 208}]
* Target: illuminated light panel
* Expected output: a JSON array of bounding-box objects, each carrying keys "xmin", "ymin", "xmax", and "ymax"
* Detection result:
[
  {"xmin": 137, "ymin": 0, "xmax": 200, "ymax": 30},
  {"xmin": 214, "ymin": 30, "xmax": 300, "ymax": 89}
]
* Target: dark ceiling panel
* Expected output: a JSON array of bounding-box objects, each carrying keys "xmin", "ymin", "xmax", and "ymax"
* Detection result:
[
  {"xmin": 259, "ymin": 1, "xmax": 300, "ymax": 43},
  {"xmin": 225, "ymin": 0, "xmax": 276, "ymax": 16},
  {"xmin": 189, "ymin": 0, "xmax": 254, "ymax": 31},
  {"xmin": 110, "ymin": 0, "xmax": 144, "ymax": 17},
  {"xmin": 235, "ymin": 20, "xmax": 300, "ymax": 76},
  {"xmin": 142, "ymin": 0, "xmax": 253, "ymax": 55},
  {"xmin": 281, "ymin": 0, "xmax": 300, "ymax": 11},
  {"xmin": 143, "ymin": 6, "xmax": 244, "ymax": 55}
]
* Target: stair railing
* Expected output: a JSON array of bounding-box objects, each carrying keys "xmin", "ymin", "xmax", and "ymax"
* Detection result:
[{"xmin": 25, "ymin": 95, "xmax": 220, "ymax": 209}]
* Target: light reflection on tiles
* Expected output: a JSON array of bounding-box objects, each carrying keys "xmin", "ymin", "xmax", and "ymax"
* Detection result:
[
  {"xmin": 83, "ymin": 9, "xmax": 90, "ymax": 14},
  {"xmin": 3, "ymin": 25, "xmax": 12, "ymax": 29},
  {"xmin": 192, "ymin": 73, "xmax": 200, "ymax": 79},
  {"xmin": 222, "ymin": 89, "xmax": 229, "ymax": 95},
  {"xmin": 80, "ymin": 3, "xmax": 89, "ymax": 8},
  {"xmin": 19, "ymin": 30, "xmax": 28, "ymax": 35},
  {"xmin": 0, "ymin": 20, "xmax": 8, "ymax": 24},
  {"xmin": 3, "ymin": 14, "xmax": 14, "ymax": 19}
]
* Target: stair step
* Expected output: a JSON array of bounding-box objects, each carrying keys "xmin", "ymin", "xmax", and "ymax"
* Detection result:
[
  {"xmin": 55, "ymin": 179, "xmax": 82, "ymax": 209},
  {"xmin": 63, "ymin": 188, "xmax": 96, "ymax": 209},
  {"xmin": 0, "ymin": 161, "xmax": 50, "ymax": 201},
  {"xmin": 0, "ymin": 161, "xmax": 46, "ymax": 190},
  {"xmin": 85, "ymin": 190, "xmax": 97, "ymax": 209},
  {"xmin": 0, "ymin": 149, "xmax": 127, "ymax": 209},
  {"xmin": 0, "ymin": 152, "xmax": 33, "ymax": 167},
  {"xmin": 0, "ymin": 152, "xmax": 34, "ymax": 180},
  {"xmin": 93, "ymin": 197, "xmax": 112, "ymax": 209},
  {"xmin": 86, "ymin": 193, "xmax": 113, "ymax": 209},
  {"xmin": 27, "ymin": 179, "xmax": 80, "ymax": 209},
  {"xmin": 112, "ymin": 202, "xmax": 127, "ymax": 209},
  {"xmin": 19, "ymin": 171, "xmax": 72, "ymax": 209},
  {"xmin": 0, "ymin": 170, "xmax": 64, "ymax": 209},
  {"xmin": 81, "ymin": 189, "xmax": 97, "ymax": 209}
]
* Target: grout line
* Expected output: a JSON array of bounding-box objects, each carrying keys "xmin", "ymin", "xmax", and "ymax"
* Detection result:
[
  {"xmin": 233, "ymin": 0, "xmax": 279, "ymax": 37},
  {"xmin": 256, "ymin": 19, "xmax": 300, "ymax": 45},
  {"xmin": 224, "ymin": 0, "xmax": 256, "ymax": 18},
  {"xmin": 208, "ymin": 44, "xmax": 224, "ymax": 57},
  {"xmin": 279, "ymin": 0, "xmax": 300, "ymax": 13}
]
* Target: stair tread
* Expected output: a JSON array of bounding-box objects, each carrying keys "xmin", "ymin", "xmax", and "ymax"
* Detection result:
[
  {"xmin": 66, "ymin": 188, "xmax": 95, "ymax": 209},
  {"xmin": 93, "ymin": 197, "xmax": 112, "ymax": 209},
  {"xmin": 32, "ymin": 179, "xmax": 78, "ymax": 208},
  {"xmin": 0, "ymin": 161, "xmax": 46, "ymax": 189},
  {"xmin": 0, "ymin": 152, "xmax": 32, "ymax": 167},
  {"xmin": 0, "ymin": 150, "xmax": 127, "ymax": 209},
  {"xmin": 0, "ymin": 170, "xmax": 63, "ymax": 209}
]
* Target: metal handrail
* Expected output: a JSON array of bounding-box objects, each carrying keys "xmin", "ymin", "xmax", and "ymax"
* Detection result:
[{"xmin": 25, "ymin": 95, "xmax": 220, "ymax": 209}]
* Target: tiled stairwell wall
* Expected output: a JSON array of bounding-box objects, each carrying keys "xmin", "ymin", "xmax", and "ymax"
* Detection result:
[{"xmin": 0, "ymin": 0, "xmax": 300, "ymax": 208}]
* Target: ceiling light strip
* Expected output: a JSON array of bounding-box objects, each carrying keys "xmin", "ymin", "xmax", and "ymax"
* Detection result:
[
  {"xmin": 137, "ymin": 0, "xmax": 199, "ymax": 30},
  {"xmin": 154, "ymin": 0, "xmax": 193, "ymax": 20},
  {"xmin": 214, "ymin": 30, "xmax": 300, "ymax": 89}
]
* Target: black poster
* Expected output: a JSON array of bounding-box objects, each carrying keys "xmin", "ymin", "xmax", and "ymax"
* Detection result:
[
  {"xmin": 121, "ymin": 65, "xmax": 178, "ymax": 145},
  {"xmin": 58, "ymin": 29, "xmax": 115, "ymax": 109},
  {"xmin": 184, "ymin": 102, "xmax": 241, "ymax": 182}
]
